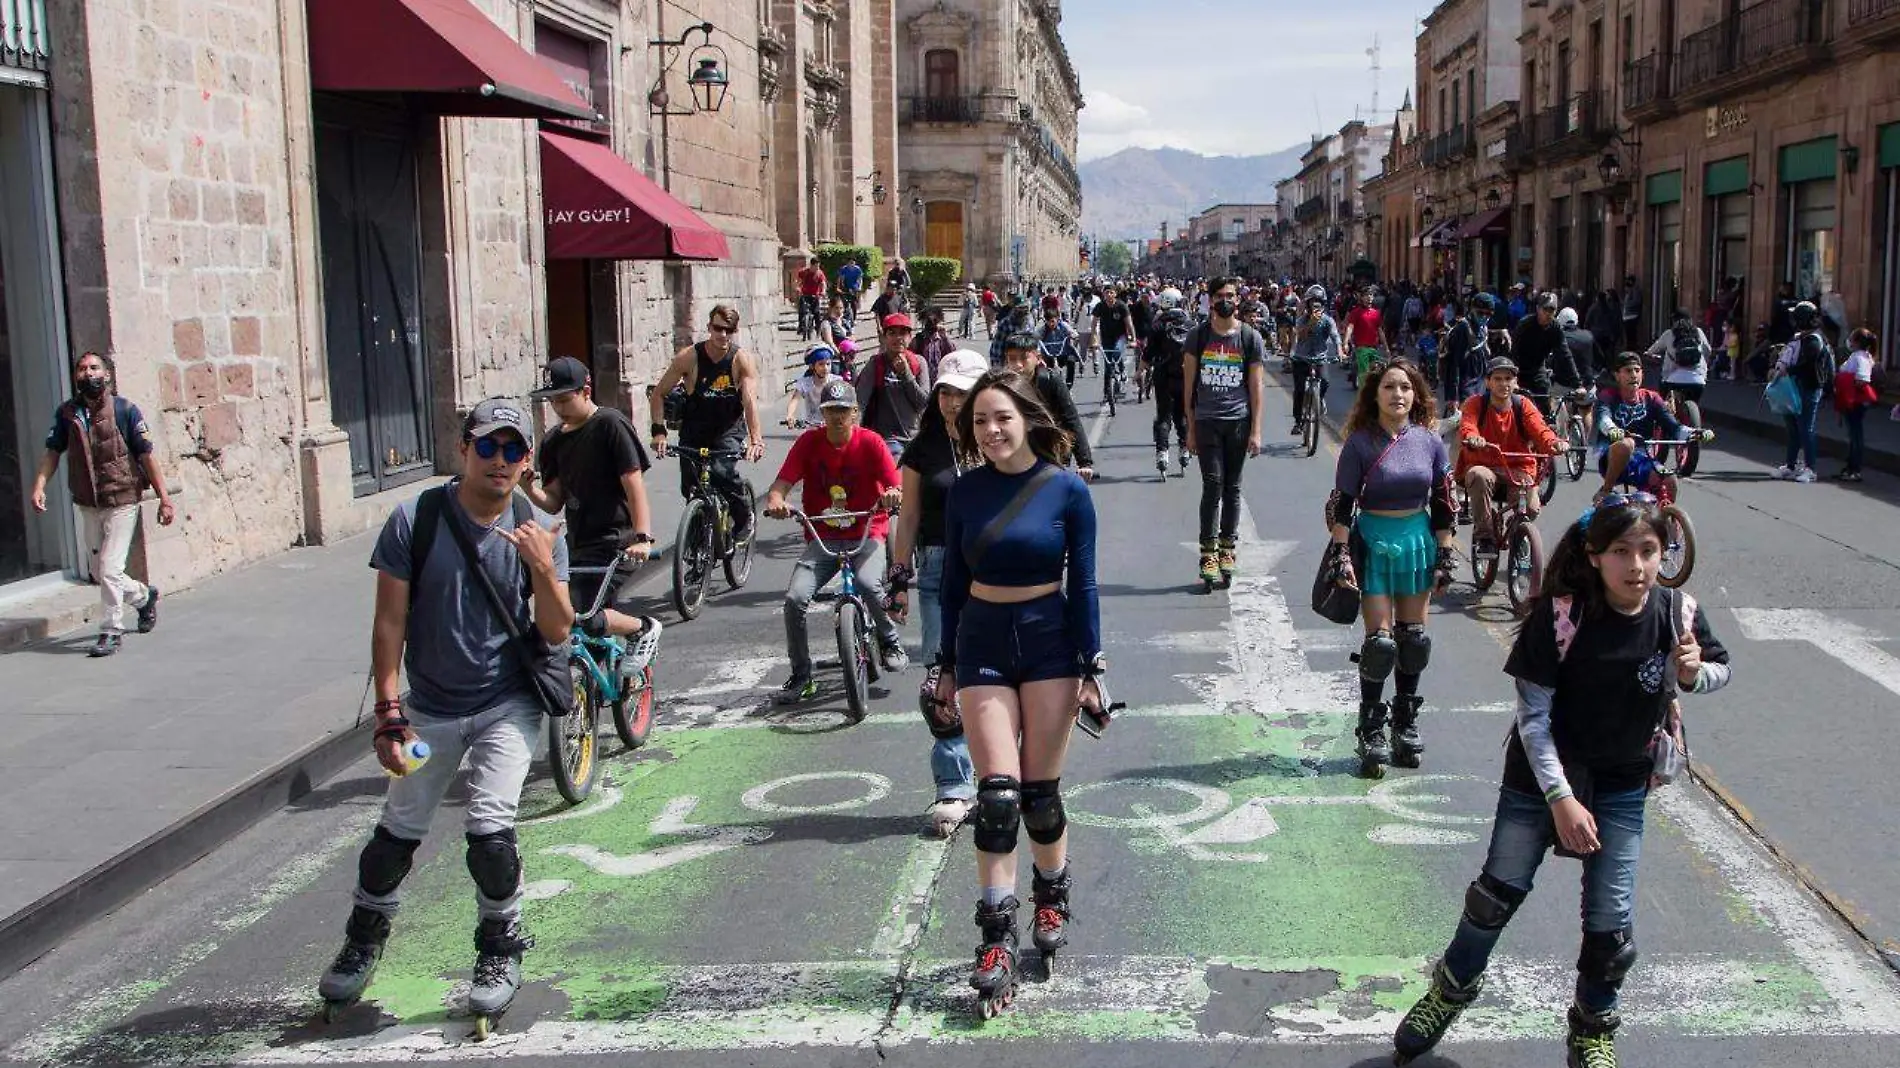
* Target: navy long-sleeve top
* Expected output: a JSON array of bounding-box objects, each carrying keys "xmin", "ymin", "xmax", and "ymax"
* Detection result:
[{"xmin": 939, "ymin": 460, "xmax": 1099, "ymax": 669}]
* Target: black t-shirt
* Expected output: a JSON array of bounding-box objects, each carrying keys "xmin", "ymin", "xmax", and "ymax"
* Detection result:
[
  {"xmin": 1502, "ymin": 588, "xmax": 1728, "ymax": 793},
  {"xmin": 1093, "ymin": 301, "xmax": 1132, "ymax": 347},
  {"xmin": 538, "ymin": 407, "xmax": 651, "ymax": 563},
  {"xmin": 899, "ymin": 422, "xmax": 958, "ymax": 548}
]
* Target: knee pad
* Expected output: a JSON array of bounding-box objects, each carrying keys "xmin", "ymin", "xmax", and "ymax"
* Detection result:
[
  {"xmin": 465, "ymin": 828, "xmax": 522, "ymax": 903},
  {"xmin": 1395, "ymin": 623, "xmax": 1432, "ymax": 675},
  {"xmin": 1356, "ymin": 630, "xmax": 1399, "ymax": 683},
  {"xmin": 1020, "ymin": 779, "xmax": 1067, "ymax": 845},
  {"xmin": 1462, "ymin": 872, "xmax": 1527, "ymax": 931},
  {"xmin": 1577, "ymin": 927, "xmax": 1638, "ymax": 987},
  {"xmin": 358, "ymin": 825, "xmax": 422, "ymax": 897},
  {"xmin": 972, "ymin": 775, "xmax": 1022, "ymax": 854}
]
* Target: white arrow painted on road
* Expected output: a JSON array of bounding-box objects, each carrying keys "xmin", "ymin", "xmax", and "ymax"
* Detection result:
[
  {"xmin": 543, "ymin": 796, "xmax": 772, "ymax": 877},
  {"xmin": 1732, "ymin": 608, "xmax": 1900, "ymax": 696}
]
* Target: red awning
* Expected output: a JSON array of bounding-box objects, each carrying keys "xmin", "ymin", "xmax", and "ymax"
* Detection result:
[
  {"xmin": 1413, "ymin": 218, "xmax": 1461, "ymax": 248},
  {"xmin": 538, "ymin": 132, "xmax": 731, "ymax": 261},
  {"xmin": 1457, "ymin": 207, "xmax": 1512, "ymax": 240},
  {"xmin": 307, "ymin": 0, "xmax": 594, "ymax": 121}
]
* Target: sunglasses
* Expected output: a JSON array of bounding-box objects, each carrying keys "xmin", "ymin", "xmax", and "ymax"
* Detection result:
[
  {"xmin": 472, "ymin": 435, "xmax": 530, "ymax": 464},
  {"xmin": 708, "ymin": 324, "xmax": 736, "ymax": 336}
]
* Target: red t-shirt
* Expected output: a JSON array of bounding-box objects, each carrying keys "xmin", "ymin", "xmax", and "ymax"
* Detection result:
[
  {"xmin": 981, "ymin": 289, "xmax": 997, "ymax": 307},
  {"xmin": 797, "ymin": 267, "xmax": 827, "ymax": 297},
  {"xmin": 776, "ymin": 426, "xmax": 899, "ymax": 541},
  {"xmin": 1346, "ymin": 307, "xmax": 1383, "ymax": 348}
]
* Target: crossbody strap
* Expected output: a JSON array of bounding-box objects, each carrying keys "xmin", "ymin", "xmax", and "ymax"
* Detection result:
[
  {"xmin": 439, "ymin": 492, "xmax": 535, "ymax": 652},
  {"xmin": 966, "ymin": 464, "xmax": 1059, "ymax": 566}
]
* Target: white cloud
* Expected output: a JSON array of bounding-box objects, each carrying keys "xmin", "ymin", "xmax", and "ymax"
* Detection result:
[{"xmin": 1079, "ymin": 90, "xmax": 1151, "ymax": 135}]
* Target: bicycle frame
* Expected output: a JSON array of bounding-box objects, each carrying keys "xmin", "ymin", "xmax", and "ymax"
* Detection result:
[{"xmin": 568, "ymin": 557, "xmax": 633, "ymax": 699}]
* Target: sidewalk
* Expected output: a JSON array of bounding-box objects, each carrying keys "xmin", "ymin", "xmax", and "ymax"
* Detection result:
[
  {"xmin": 0, "ymin": 428, "xmax": 797, "ymax": 979},
  {"xmin": 1692, "ymin": 378, "xmax": 1900, "ymax": 477}
]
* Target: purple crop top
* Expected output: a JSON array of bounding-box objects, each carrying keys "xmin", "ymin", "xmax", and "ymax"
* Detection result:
[{"xmin": 1335, "ymin": 424, "xmax": 1451, "ymax": 513}]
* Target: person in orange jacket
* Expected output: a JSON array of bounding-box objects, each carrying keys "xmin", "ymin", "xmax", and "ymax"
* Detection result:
[{"xmin": 1457, "ymin": 357, "xmax": 1563, "ymax": 553}]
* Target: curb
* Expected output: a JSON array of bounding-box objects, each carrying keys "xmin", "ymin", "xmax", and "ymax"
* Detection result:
[
  {"xmin": 0, "ymin": 469, "xmax": 782, "ymax": 982},
  {"xmin": 1693, "ymin": 399, "xmax": 1900, "ymax": 479}
]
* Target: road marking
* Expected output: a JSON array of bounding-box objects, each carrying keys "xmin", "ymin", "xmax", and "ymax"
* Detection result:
[
  {"xmin": 869, "ymin": 835, "xmax": 955, "ymax": 960},
  {"xmin": 741, "ymin": 771, "xmax": 892, "ymax": 814},
  {"xmin": 1088, "ymin": 404, "xmax": 1112, "ymax": 450},
  {"xmin": 1732, "ymin": 608, "xmax": 1900, "ymax": 698},
  {"xmin": 542, "ymin": 796, "xmax": 771, "ymax": 877},
  {"xmin": 665, "ymin": 656, "xmax": 779, "ymax": 701},
  {"xmin": 518, "ymin": 784, "xmax": 622, "ymax": 826}
]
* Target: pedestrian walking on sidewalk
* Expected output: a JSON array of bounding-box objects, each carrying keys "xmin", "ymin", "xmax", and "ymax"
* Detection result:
[
  {"xmin": 1832, "ymin": 329, "xmax": 1880, "ymax": 481},
  {"xmin": 29, "ymin": 351, "xmax": 176, "ymax": 658},
  {"xmin": 318, "ymin": 398, "xmax": 573, "ymax": 1027},
  {"xmin": 1769, "ymin": 301, "xmax": 1834, "ymax": 483},
  {"xmin": 889, "ymin": 350, "xmax": 989, "ymax": 837},
  {"xmin": 1182, "ymin": 278, "xmax": 1268, "ymax": 589},
  {"xmin": 1393, "ymin": 498, "xmax": 1731, "ymax": 1068},
  {"xmin": 959, "ymin": 283, "xmax": 979, "ymax": 339},
  {"xmin": 1326, "ymin": 359, "xmax": 1456, "ymax": 778},
  {"xmin": 932, "ymin": 369, "xmax": 1103, "ymax": 1017}
]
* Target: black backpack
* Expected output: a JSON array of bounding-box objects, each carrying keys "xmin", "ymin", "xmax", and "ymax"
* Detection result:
[{"xmin": 1671, "ymin": 322, "xmax": 1702, "ymax": 368}]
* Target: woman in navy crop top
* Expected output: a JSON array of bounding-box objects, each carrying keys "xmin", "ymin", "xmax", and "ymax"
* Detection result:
[
  {"xmin": 933, "ymin": 369, "xmax": 1101, "ymax": 1010},
  {"xmin": 1325, "ymin": 358, "xmax": 1456, "ymax": 781}
]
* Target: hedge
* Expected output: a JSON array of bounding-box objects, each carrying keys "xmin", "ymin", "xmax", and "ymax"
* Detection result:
[
  {"xmin": 813, "ymin": 244, "xmax": 884, "ymax": 291},
  {"xmin": 905, "ymin": 257, "xmax": 962, "ymax": 303}
]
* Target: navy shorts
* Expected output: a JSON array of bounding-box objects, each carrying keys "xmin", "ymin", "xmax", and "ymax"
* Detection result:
[{"xmin": 954, "ymin": 593, "xmax": 1079, "ymax": 689}]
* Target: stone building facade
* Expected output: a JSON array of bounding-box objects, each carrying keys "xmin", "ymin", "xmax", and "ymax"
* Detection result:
[
  {"xmin": 0, "ymin": 0, "xmax": 838, "ymax": 607},
  {"xmin": 893, "ymin": 0, "xmax": 1083, "ymax": 287},
  {"xmin": 1185, "ymin": 203, "xmax": 1277, "ymax": 281}
]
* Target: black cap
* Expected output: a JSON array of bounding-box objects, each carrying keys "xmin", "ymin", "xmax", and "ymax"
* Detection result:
[
  {"xmin": 463, "ymin": 398, "xmax": 530, "ymax": 440},
  {"xmin": 530, "ymin": 356, "xmax": 589, "ymax": 398}
]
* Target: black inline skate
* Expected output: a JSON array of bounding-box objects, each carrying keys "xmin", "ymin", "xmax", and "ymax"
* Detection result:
[
  {"xmin": 317, "ymin": 906, "xmax": 391, "ymax": 1021},
  {"xmin": 1030, "ymin": 868, "xmax": 1072, "ymax": 968},
  {"xmin": 1389, "ymin": 694, "xmax": 1425, "ymax": 769},
  {"xmin": 1565, "ymin": 1003, "xmax": 1622, "ymax": 1068},
  {"xmin": 970, "ymin": 896, "xmax": 1020, "ymax": 1019},
  {"xmin": 1392, "ymin": 959, "xmax": 1483, "ymax": 1064},
  {"xmin": 1356, "ymin": 701, "xmax": 1392, "ymax": 779},
  {"xmin": 468, "ymin": 917, "xmax": 534, "ymax": 1040}
]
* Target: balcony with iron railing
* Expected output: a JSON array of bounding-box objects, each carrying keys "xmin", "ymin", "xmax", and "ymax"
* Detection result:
[
  {"xmin": 1622, "ymin": 53, "xmax": 1667, "ymax": 116},
  {"xmin": 903, "ymin": 94, "xmax": 983, "ymax": 124},
  {"xmin": 1529, "ymin": 90, "xmax": 1608, "ymax": 160},
  {"xmin": 1673, "ymin": 0, "xmax": 1828, "ymax": 103},
  {"xmin": 1421, "ymin": 125, "xmax": 1474, "ymax": 167},
  {"xmin": 2, "ymin": 0, "xmax": 50, "ymax": 76},
  {"xmin": 1848, "ymin": 0, "xmax": 1900, "ymax": 38},
  {"xmin": 1293, "ymin": 195, "xmax": 1328, "ymax": 224}
]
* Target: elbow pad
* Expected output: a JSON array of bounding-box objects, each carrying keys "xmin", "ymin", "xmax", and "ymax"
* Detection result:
[{"xmin": 1429, "ymin": 476, "xmax": 1456, "ymax": 532}]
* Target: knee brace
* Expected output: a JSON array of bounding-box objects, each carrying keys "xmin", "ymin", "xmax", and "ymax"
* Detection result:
[
  {"xmin": 1020, "ymin": 779, "xmax": 1067, "ymax": 845},
  {"xmin": 1355, "ymin": 630, "xmax": 1399, "ymax": 683},
  {"xmin": 465, "ymin": 828, "xmax": 522, "ymax": 903},
  {"xmin": 972, "ymin": 775, "xmax": 1022, "ymax": 855},
  {"xmin": 1462, "ymin": 872, "xmax": 1527, "ymax": 931},
  {"xmin": 358, "ymin": 825, "xmax": 422, "ymax": 897},
  {"xmin": 1577, "ymin": 927, "xmax": 1638, "ymax": 988},
  {"xmin": 1395, "ymin": 623, "xmax": 1432, "ymax": 675}
]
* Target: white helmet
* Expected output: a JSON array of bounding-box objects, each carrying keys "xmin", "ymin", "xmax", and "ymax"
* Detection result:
[
  {"xmin": 1556, "ymin": 307, "xmax": 1580, "ymax": 329},
  {"xmin": 1304, "ymin": 285, "xmax": 1327, "ymax": 303},
  {"xmin": 1157, "ymin": 287, "xmax": 1184, "ymax": 310}
]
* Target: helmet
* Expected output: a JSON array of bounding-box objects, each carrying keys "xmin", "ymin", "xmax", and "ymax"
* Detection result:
[
  {"xmin": 1538, "ymin": 292, "xmax": 1560, "ymax": 311},
  {"xmin": 1304, "ymin": 285, "xmax": 1327, "ymax": 303},
  {"xmin": 805, "ymin": 345, "xmax": 836, "ymax": 366},
  {"xmin": 1556, "ymin": 307, "xmax": 1579, "ymax": 329},
  {"xmin": 1470, "ymin": 293, "xmax": 1498, "ymax": 313},
  {"xmin": 1791, "ymin": 301, "xmax": 1820, "ymax": 330},
  {"xmin": 1157, "ymin": 287, "xmax": 1184, "ymax": 310}
]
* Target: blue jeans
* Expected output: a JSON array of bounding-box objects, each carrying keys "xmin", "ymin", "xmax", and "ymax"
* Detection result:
[
  {"xmin": 1442, "ymin": 785, "xmax": 1648, "ymax": 1013},
  {"xmin": 916, "ymin": 546, "xmax": 974, "ymax": 801},
  {"xmin": 1845, "ymin": 404, "xmax": 1868, "ymax": 472},
  {"xmin": 1783, "ymin": 387, "xmax": 1822, "ymax": 470}
]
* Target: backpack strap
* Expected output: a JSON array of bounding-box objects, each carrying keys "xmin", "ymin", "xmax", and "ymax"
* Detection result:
[
  {"xmin": 510, "ymin": 492, "xmax": 536, "ymax": 597},
  {"xmin": 1551, "ymin": 594, "xmax": 1578, "ymax": 662},
  {"xmin": 407, "ymin": 485, "xmax": 448, "ymax": 607}
]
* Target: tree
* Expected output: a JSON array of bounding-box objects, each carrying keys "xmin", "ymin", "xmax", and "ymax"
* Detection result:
[{"xmin": 1094, "ymin": 240, "xmax": 1133, "ymax": 278}]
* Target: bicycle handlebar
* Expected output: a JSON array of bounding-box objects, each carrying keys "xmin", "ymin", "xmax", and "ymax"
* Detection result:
[
  {"xmin": 666, "ymin": 446, "xmax": 746, "ymax": 460},
  {"xmin": 784, "ymin": 509, "xmax": 885, "ymax": 557},
  {"xmin": 569, "ymin": 555, "xmax": 637, "ymax": 620}
]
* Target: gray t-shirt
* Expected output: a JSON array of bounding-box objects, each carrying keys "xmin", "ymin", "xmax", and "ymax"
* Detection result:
[
  {"xmin": 370, "ymin": 484, "xmax": 571, "ymax": 718},
  {"xmin": 1190, "ymin": 323, "xmax": 1268, "ymax": 422}
]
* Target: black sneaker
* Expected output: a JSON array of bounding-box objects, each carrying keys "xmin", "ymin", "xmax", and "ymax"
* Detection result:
[
  {"xmin": 776, "ymin": 673, "xmax": 818, "ymax": 705},
  {"xmin": 136, "ymin": 587, "xmax": 161, "ymax": 633},
  {"xmin": 89, "ymin": 633, "xmax": 122, "ymax": 658}
]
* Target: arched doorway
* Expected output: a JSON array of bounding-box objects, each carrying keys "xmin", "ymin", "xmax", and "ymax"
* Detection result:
[{"xmin": 925, "ymin": 200, "xmax": 963, "ymax": 261}]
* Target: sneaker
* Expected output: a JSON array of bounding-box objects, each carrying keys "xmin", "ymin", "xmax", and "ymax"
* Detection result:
[
  {"xmin": 625, "ymin": 616, "xmax": 664, "ymax": 675},
  {"xmin": 879, "ymin": 640, "xmax": 910, "ymax": 673},
  {"xmin": 927, "ymin": 797, "xmax": 972, "ymax": 837},
  {"xmin": 1291, "ymin": 421, "xmax": 1305, "ymax": 437},
  {"xmin": 135, "ymin": 587, "xmax": 161, "ymax": 633},
  {"xmin": 1155, "ymin": 450, "xmax": 1169, "ymax": 473},
  {"xmin": 1774, "ymin": 464, "xmax": 1798, "ymax": 480},
  {"xmin": 88, "ymin": 633, "xmax": 122, "ymax": 658},
  {"xmin": 1794, "ymin": 466, "xmax": 1817, "ymax": 484},
  {"xmin": 776, "ymin": 673, "xmax": 819, "ymax": 705},
  {"xmin": 1843, "ymin": 470, "xmax": 1865, "ymax": 482}
]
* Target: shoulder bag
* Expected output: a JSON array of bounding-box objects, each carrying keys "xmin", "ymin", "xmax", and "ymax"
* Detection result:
[
  {"xmin": 1312, "ymin": 429, "xmax": 1407, "ymax": 624},
  {"xmin": 433, "ymin": 487, "xmax": 575, "ymax": 718}
]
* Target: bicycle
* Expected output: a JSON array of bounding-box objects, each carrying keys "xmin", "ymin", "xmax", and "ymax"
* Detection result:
[
  {"xmin": 1611, "ymin": 434, "xmax": 1699, "ymax": 588},
  {"xmin": 1103, "ymin": 343, "xmax": 1127, "ymax": 416},
  {"xmin": 1660, "ymin": 389, "xmax": 1705, "ymax": 477},
  {"xmin": 1291, "ymin": 356, "xmax": 1335, "ymax": 458},
  {"xmin": 1513, "ymin": 393, "xmax": 1565, "ymax": 507},
  {"xmin": 547, "ymin": 555, "xmax": 659, "ymax": 805},
  {"xmin": 1465, "ymin": 452, "xmax": 1555, "ymax": 618},
  {"xmin": 1548, "ymin": 388, "xmax": 1593, "ymax": 482},
  {"xmin": 668, "ymin": 446, "xmax": 756, "ymax": 620},
  {"xmin": 785, "ymin": 509, "xmax": 886, "ymax": 723},
  {"xmin": 796, "ymin": 294, "xmax": 820, "ymax": 342}
]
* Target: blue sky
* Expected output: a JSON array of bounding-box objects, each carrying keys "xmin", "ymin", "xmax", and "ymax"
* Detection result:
[{"xmin": 1064, "ymin": 0, "xmax": 1430, "ymax": 160}]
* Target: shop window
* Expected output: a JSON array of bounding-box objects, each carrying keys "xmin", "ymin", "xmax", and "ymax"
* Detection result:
[
  {"xmin": 1651, "ymin": 201, "xmax": 1683, "ymax": 328},
  {"xmin": 1784, "ymin": 179, "xmax": 1837, "ymax": 302}
]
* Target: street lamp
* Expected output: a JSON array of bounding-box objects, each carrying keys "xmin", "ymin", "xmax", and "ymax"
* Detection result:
[
  {"xmin": 648, "ymin": 23, "xmax": 730, "ymax": 117},
  {"xmin": 854, "ymin": 170, "xmax": 887, "ymax": 205},
  {"xmin": 1484, "ymin": 187, "xmax": 1502, "ymax": 209},
  {"xmin": 1596, "ymin": 151, "xmax": 1622, "ymax": 187}
]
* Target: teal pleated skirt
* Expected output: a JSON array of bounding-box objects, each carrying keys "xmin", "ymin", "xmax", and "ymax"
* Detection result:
[{"xmin": 1353, "ymin": 510, "xmax": 1436, "ymax": 597}]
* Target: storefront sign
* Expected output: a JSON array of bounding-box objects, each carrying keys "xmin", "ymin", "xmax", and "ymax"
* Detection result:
[{"xmin": 1706, "ymin": 105, "xmax": 1748, "ymax": 139}]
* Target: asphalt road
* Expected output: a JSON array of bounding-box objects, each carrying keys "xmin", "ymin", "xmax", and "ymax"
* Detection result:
[{"xmin": 4, "ymin": 366, "xmax": 1900, "ymax": 1067}]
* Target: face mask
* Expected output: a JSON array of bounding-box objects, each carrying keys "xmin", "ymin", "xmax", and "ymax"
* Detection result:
[
  {"xmin": 1213, "ymin": 299, "xmax": 1238, "ymax": 318},
  {"xmin": 78, "ymin": 375, "xmax": 108, "ymax": 398}
]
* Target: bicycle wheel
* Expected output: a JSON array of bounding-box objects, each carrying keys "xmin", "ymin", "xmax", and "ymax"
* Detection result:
[
  {"xmin": 723, "ymin": 483, "xmax": 758, "ymax": 590},
  {"xmin": 612, "ymin": 663, "xmax": 655, "ymax": 750},
  {"xmin": 548, "ymin": 662, "xmax": 599, "ymax": 804},
  {"xmin": 836, "ymin": 601, "xmax": 870, "ymax": 724},
  {"xmin": 1303, "ymin": 385, "xmax": 1320, "ymax": 457},
  {"xmin": 1565, "ymin": 416, "xmax": 1588, "ymax": 481},
  {"xmin": 1657, "ymin": 504, "xmax": 1697, "ymax": 588},
  {"xmin": 1538, "ymin": 458, "xmax": 1559, "ymax": 507},
  {"xmin": 1678, "ymin": 400, "xmax": 1703, "ymax": 478},
  {"xmin": 672, "ymin": 499, "xmax": 712, "ymax": 620},
  {"xmin": 1469, "ymin": 530, "xmax": 1498, "ymax": 592},
  {"xmin": 1504, "ymin": 523, "xmax": 1545, "ymax": 618}
]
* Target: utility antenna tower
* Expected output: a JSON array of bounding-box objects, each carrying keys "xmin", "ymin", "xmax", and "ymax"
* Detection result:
[{"xmin": 1368, "ymin": 33, "xmax": 1382, "ymax": 119}]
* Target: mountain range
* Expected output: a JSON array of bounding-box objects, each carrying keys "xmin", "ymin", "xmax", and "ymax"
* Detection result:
[{"xmin": 1080, "ymin": 144, "xmax": 1307, "ymax": 241}]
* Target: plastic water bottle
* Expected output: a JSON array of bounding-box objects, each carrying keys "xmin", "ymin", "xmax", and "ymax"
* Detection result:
[{"xmin": 387, "ymin": 739, "xmax": 431, "ymax": 777}]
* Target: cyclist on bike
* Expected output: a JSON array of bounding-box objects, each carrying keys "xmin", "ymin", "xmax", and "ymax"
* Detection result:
[
  {"xmin": 1345, "ymin": 286, "xmax": 1385, "ymax": 389},
  {"xmin": 1644, "ymin": 311, "xmax": 1712, "ymax": 414},
  {"xmin": 1456, "ymin": 357, "xmax": 1563, "ymax": 556},
  {"xmin": 1442, "ymin": 293, "xmax": 1499, "ymax": 407},
  {"xmin": 1509, "ymin": 292, "xmax": 1576, "ymax": 416},
  {"xmin": 785, "ymin": 346, "xmax": 840, "ymax": 427},
  {"xmin": 858, "ymin": 313, "xmax": 931, "ymax": 461},
  {"xmin": 795, "ymin": 256, "xmax": 828, "ymax": 341},
  {"xmin": 649, "ymin": 305, "xmax": 766, "ymax": 544},
  {"xmin": 1183, "ymin": 277, "xmax": 1268, "ymax": 586},
  {"xmin": 764, "ymin": 377, "xmax": 906, "ymax": 704},
  {"xmin": 1291, "ymin": 286, "xmax": 1346, "ymax": 437},
  {"xmin": 1092, "ymin": 286, "xmax": 1136, "ymax": 386},
  {"xmin": 1593, "ymin": 351, "xmax": 1712, "ymax": 503},
  {"xmin": 526, "ymin": 357, "xmax": 663, "ymax": 662},
  {"xmin": 838, "ymin": 257, "xmax": 865, "ymax": 330},
  {"xmin": 1143, "ymin": 287, "xmax": 1193, "ymax": 475},
  {"xmin": 1038, "ymin": 306, "xmax": 1081, "ymax": 387},
  {"xmin": 1556, "ymin": 306, "xmax": 1600, "ymax": 389},
  {"xmin": 1003, "ymin": 331, "xmax": 1095, "ymax": 481}
]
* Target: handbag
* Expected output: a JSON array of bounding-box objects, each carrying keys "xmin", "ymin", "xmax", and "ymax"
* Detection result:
[
  {"xmin": 1647, "ymin": 588, "xmax": 1696, "ymax": 788},
  {"xmin": 440, "ymin": 494, "xmax": 575, "ymax": 718},
  {"xmin": 1310, "ymin": 429, "xmax": 1407, "ymax": 624},
  {"xmin": 1764, "ymin": 374, "xmax": 1801, "ymax": 416}
]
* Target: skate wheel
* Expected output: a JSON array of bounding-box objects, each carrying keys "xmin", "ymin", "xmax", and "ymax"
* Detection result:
[
  {"xmin": 472, "ymin": 1015, "xmax": 492, "ymax": 1041},
  {"xmin": 320, "ymin": 1001, "xmax": 347, "ymax": 1024},
  {"xmin": 1393, "ymin": 753, "xmax": 1421, "ymax": 769},
  {"xmin": 1360, "ymin": 759, "xmax": 1387, "ymax": 780}
]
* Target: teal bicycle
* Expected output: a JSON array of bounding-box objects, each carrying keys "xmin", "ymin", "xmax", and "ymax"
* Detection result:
[{"xmin": 548, "ymin": 554, "xmax": 662, "ymax": 804}]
